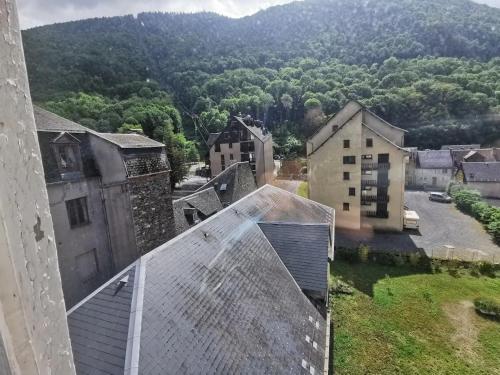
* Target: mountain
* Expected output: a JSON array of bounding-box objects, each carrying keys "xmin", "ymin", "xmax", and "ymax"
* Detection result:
[{"xmin": 22, "ymin": 0, "xmax": 500, "ymax": 101}]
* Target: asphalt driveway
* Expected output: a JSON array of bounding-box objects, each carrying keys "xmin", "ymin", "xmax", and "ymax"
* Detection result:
[{"xmin": 335, "ymin": 191, "xmax": 500, "ymax": 262}]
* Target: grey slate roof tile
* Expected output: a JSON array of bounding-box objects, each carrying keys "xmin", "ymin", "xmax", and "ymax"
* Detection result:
[
  {"xmin": 68, "ymin": 185, "xmax": 332, "ymax": 375},
  {"xmin": 463, "ymin": 162, "xmax": 500, "ymax": 182},
  {"xmin": 258, "ymin": 223, "xmax": 329, "ymax": 295},
  {"xmin": 417, "ymin": 150, "xmax": 453, "ymax": 169},
  {"xmin": 67, "ymin": 266, "xmax": 136, "ymax": 375},
  {"xmin": 196, "ymin": 162, "xmax": 257, "ymax": 206},
  {"xmin": 34, "ymin": 106, "xmax": 88, "ymax": 133}
]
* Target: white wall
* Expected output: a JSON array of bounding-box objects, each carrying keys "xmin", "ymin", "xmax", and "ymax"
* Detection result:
[{"xmin": 0, "ymin": 1, "xmax": 75, "ymax": 372}]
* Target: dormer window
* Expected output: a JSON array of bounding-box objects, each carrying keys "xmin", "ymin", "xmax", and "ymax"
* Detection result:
[{"xmin": 51, "ymin": 132, "xmax": 82, "ymax": 179}]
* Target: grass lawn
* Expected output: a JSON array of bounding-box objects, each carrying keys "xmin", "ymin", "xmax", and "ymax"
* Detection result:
[
  {"xmin": 330, "ymin": 260, "xmax": 500, "ymax": 375},
  {"xmin": 297, "ymin": 181, "xmax": 308, "ymax": 198}
]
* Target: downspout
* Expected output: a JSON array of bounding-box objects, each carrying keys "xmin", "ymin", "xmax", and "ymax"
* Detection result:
[{"xmin": 98, "ymin": 177, "xmax": 117, "ymax": 274}]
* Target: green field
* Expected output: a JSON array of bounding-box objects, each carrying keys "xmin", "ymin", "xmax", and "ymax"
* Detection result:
[{"xmin": 330, "ymin": 260, "xmax": 500, "ymax": 375}]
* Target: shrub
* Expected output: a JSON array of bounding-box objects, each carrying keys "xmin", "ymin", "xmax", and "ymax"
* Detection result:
[
  {"xmin": 474, "ymin": 298, "xmax": 500, "ymax": 320},
  {"xmin": 358, "ymin": 244, "xmax": 370, "ymax": 263},
  {"xmin": 478, "ymin": 261, "xmax": 497, "ymax": 277},
  {"xmin": 431, "ymin": 259, "xmax": 442, "ymax": 274},
  {"xmin": 408, "ymin": 252, "xmax": 421, "ymax": 267},
  {"xmin": 487, "ymin": 220, "xmax": 500, "ymax": 245},
  {"xmin": 452, "ymin": 189, "xmax": 481, "ymax": 214}
]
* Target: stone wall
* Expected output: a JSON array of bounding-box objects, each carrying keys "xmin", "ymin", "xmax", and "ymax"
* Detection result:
[
  {"xmin": 128, "ymin": 171, "xmax": 176, "ymax": 255},
  {"xmin": 124, "ymin": 151, "xmax": 169, "ymax": 177}
]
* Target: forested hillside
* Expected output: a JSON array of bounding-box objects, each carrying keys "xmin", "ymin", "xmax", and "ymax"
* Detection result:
[{"xmin": 22, "ymin": 0, "xmax": 500, "ymax": 157}]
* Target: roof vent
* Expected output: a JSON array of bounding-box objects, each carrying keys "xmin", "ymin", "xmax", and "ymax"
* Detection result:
[
  {"xmin": 310, "ymin": 365, "xmax": 316, "ymax": 375},
  {"xmin": 113, "ymin": 274, "xmax": 129, "ymax": 296},
  {"xmin": 301, "ymin": 359, "xmax": 308, "ymax": 369},
  {"xmin": 220, "ymin": 183, "xmax": 227, "ymax": 191}
]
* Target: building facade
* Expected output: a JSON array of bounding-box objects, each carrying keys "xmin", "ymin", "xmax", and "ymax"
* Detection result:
[
  {"xmin": 307, "ymin": 101, "xmax": 408, "ymax": 231},
  {"xmin": 405, "ymin": 149, "xmax": 454, "ymax": 190},
  {"xmin": 208, "ymin": 115, "xmax": 274, "ymax": 187},
  {"xmin": 462, "ymin": 162, "xmax": 500, "ymax": 199},
  {"xmin": 35, "ymin": 107, "xmax": 175, "ymax": 308}
]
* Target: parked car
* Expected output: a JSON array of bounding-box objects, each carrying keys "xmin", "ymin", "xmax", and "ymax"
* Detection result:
[
  {"xmin": 404, "ymin": 210, "xmax": 420, "ymax": 230},
  {"xmin": 428, "ymin": 192, "xmax": 452, "ymax": 203}
]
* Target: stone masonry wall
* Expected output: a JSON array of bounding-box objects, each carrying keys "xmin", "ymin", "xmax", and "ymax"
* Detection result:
[
  {"xmin": 128, "ymin": 171, "xmax": 176, "ymax": 255},
  {"xmin": 125, "ymin": 153, "xmax": 169, "ymax": 177}
]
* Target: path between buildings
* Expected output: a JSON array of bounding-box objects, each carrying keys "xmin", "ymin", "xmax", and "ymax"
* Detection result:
[{"xmin": 272, "ymin": 179, "xmax": 302, "ymax": 194}]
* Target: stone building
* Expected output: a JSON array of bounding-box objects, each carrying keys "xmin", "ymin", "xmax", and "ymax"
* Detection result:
[
  {"xmin": 405, "ymin": 149, "xmax": 454, "ymax": 190},
  {"xmin": 35, "ymin": 107, "xmax": 175, "ymax": 308},
  {"xmin": 67, "ymin": 185, "xmax": 333, "ymax": 374},
  {"xmin": 197, "ymin": 161, "xmax": 257, "ymax": 206},
  {"xmin": 207, "ymin": 115, "xmax": 274, "ymax": 187},
  {"xmin": 462, "ymin": 162, "xmax": 500, "ymax": 199},
  {"xmin": 307, "ymin": 100, "xmax": 408, "ymax": 231}
]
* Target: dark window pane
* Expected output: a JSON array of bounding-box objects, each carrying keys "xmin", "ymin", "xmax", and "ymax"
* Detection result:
[
  {"xmin": 343, "ymin": 156, "xmax": 356, "ymax": 164},
  {"xmin": 349, "ymin": 187, "xmax": 356, "ymax": 196},
  {"xmin": 343, "ymin": 172, "xmax": 350, "ymax": 180},
  {"xmin": 366, "ymin": 138, "xmax": 373, "ymax": 147},
  {"xmin": 343, "ymin": 203, "xmax": 350, "ymax": 211},
  {"xmin": 343, "ymin": 140, "xmax": 350, "ymax": 148}
]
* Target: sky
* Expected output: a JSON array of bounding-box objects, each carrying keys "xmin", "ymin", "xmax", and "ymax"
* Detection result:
[{"xmin": 16, "ymin": 0, "xmax": 500, "ymax": 30}]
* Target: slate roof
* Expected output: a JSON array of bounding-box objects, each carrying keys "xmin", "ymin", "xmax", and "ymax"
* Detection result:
[
  {"xmin": 67, "ymin": 265, "xmax": 136, "ymax": 375},
  {"xmin": 68, "ymin": 185, "xmax": 333, "ymax": 375},
  {"xmin": 416, "ymin": 150, "xmax": 453, "ymax": 169},
  {"xmin": 441, "ymin": 144, "xmax": 481, "ymax": 150},
  {"xmin": 173, "ymin": 187, "xmax": 223, "ymax": 234},
  {"xmin": 463, "ymin": 162, "xmax": 500, "ymax": 182},
  {"xmin": 258, "ymin": 222, "xmax": 330, "ymax": 296},
  {"xmin": 207, "ymin": 132, "xmax": 220, "ymax": 148},
  {"xmin": 96, "ymin": 133, "xmax": 164, "ymax": 149},
  {"xmin": 196, "ymin": 162, "xmax": 257, "ymax": 206},
  {"xmin": 233, "ymin": 116, "xmax": 271, "ymax": 142},
  {"xmin": 34, "ymin": 106, "xmax": 88, "ymax": 133}
]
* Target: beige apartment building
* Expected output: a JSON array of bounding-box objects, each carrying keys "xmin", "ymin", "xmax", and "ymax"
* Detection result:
[
  {"xmin": 307, "ymin": 101, "xmax": 408, "ymax": 231},
  {"xmin": 208, "ymin": 115, "xmax": 274, "ymax": 187}
]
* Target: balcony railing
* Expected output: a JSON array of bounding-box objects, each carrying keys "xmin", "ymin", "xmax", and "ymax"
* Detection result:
[
  {"xmin": 361, "ymin": 210, "xmax": 389, "ymax": 218},
  {"xmin": 361, "ymin": 195, "xmax": 390, "ymax": 203},
  {"xmin": 361, "ymin": 179, "xmax": 377, "ymax": 187},
  {"xmin": 361, "ymin": 162, "xmax": 391, "ymax": 170}
]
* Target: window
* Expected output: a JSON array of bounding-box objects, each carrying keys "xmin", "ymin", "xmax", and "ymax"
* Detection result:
[
  {"xmin": 229, "ymin": 142, "xmax": 233, "ymax": 149},
  {"xmin": 230, "ymin": 153, "xmax": 234, "ymax": 160},
  {"xmin": 215, "ymin": 143, "xmax": 221, "ymax": 152},
  {"xmin": 366, "ymin": 138, "xmax": 373, "ymax": 147},
  {"xmin": 76, "ymin": 249, "xmax": 98, "ymax": 282},
  {"xmin": 343, "ymin": 203, "xmax": 350, "ymax": 211},
  {"xmin": 54, "ymin": 143, "xmax": 81, "ymax": 173},
  {"xmin": 66, "ymin": 197, "xmax": 90, "ymax": 228},
  {"xmin": 349, "ymin": 187, "xmax": 356, "ymax": 196},
  {"xmin": 362, "ymin": 154, "xmax": 373, "ymax": 160},
  {"xmin": 343, "ymin": 139, "xmax": 350, "ymax": 148},
  {"xmin": 343, "ymin": 156, "xmax": 356, "ymax": 164},
  {"xmin": 362, "ymin": 169, "xmax": 372, "ymax": 175},
  {"xmin": 343, "ymin": 172, "xmax": 350, "ymax": 180},
  {"xmin": 442, "ymin": 168, "xmax": 447, "ymax": 173}
]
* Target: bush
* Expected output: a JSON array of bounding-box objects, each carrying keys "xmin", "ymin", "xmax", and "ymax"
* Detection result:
[
  {"xmin": 408, "ymin": 252, "xmax": 421, "ymax": 267},
  {"xmin": 474, "ymin": 298, "xmax": 500, "ymax": 320},
  {"xmin": 358, "ymin": 244, "xmax": 370, "ymax": 263},
  {"xmin": 478, "ymin": 261, "xmax": 497, "ymax": 277},
  {"xmin": 452, "ymin": 189, "xmax": 481, "ymax": 214}
]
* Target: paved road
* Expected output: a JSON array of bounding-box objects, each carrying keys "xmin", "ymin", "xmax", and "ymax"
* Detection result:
[
  {"xmin": 336, "ymin": 191, "xmax": 500, "ymax": 262},
  {"xmin": 405, "ymin": 191, "xmax": 499, "ymax": 260},
  {"xmin": 271, "ymin": 179, "xmax": 302, "ymax": 194}
]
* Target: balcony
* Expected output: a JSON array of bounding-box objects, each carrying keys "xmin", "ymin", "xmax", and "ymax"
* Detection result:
[
  {"xmin": 361, "ymin": 210, "xmax": 389, "ymax": 218},
  {"xmin": 361, "ymin": 179, "xmax": 377, "ymax": 187},
  {"xmin": 361, "ymin": 195, "xmax": 390, "ymax": 203},
  {"xmin": 361, "ymin": 162, "xmax": 391, "ymax": 170}
]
